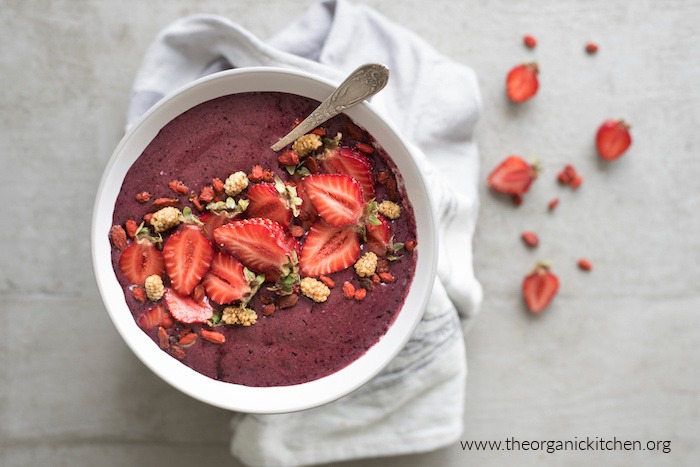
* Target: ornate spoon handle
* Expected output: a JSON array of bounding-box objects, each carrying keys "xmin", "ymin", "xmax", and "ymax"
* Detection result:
[{"xmin": 271, "ymin": 63, "xmax": 389, "ymax": 151}]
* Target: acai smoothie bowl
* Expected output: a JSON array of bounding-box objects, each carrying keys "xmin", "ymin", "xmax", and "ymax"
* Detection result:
[{"xmin": 92, "ymin": 67, "xmax": 437, "ymax": 413}]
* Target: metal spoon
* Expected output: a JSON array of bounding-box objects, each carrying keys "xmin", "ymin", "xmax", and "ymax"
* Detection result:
[{"xmin": 271, "ymin": 63, "xmax": 389, "ymax": 151}]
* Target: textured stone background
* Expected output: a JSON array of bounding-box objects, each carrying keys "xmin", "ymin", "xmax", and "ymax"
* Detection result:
[{"xmin": 1, "ymin": 1, "xmax": 698, "ymax": 466}]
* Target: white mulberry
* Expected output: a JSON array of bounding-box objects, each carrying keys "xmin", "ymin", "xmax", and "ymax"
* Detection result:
[{"xmin": 224, "ymin": 171, "xmax": 249, "ymax": 197}]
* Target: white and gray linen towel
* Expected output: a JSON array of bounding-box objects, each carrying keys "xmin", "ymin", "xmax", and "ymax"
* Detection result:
[{"xmin": 126, "ymin": 1, "xmax": 482, "ymax": 465}]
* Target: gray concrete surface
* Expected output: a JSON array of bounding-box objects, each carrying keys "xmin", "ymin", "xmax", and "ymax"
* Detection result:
[{"xmin": 1, "ymin": 1, "xmax": 698, "ymax": 466}]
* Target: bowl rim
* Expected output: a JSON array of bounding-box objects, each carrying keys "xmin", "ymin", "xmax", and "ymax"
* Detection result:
[{"xmin": 91, "ymin": 66, "xmax": 438, "ymax": 414}]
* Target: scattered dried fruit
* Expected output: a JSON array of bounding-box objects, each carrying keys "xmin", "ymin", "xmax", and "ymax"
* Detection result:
[
  {"xmin": 378, "ymin": 272, "xmax": 395, "ymax": 283},
  {"xmin": 547, "ymin": 198, "xmax": 559, "ymax": 211},
  {"xmin": 342, "ymin": 281, "xmax": 356, "ymax": 299},
  {"xmin": 199, "ymin": 186, "xmax": 215, "ymax": 203},
  {"xmin": 109, "ymin": 225, "xmax": 128, "ymax": 250},
  {"xmin": 168, "ymin": 180, "xmax": 189, "ymax": 195},
  {"xmin": 157, "ymin": 326, "xmax": 169, "ymax": 349},
  {"xmin": 319, "ymin": 275, "xmax": 335, "ymax": 289},
  {"xmin": 277, "ymin": 293, "xmax": 300, "ymax": 309},
  {"xmin": 153, "ymin": 197, "xmax": 180, "ymax": 209},
  {"xmin": 178, "ymin": 332, "xmax": 197, "ymax": 347},
  {"xmin": 353, "ymin": 288, "xmax": 367, "ymax": 301},
  {"xmin": 261, "ymin": 303, "xmax": 276, "ymax": 316},
  {"xmin": 585, "ymin": 42, "xmax": 599, "ymax": 54},
  {"xmin": 577, "ymin": 258, "xmax": 593, "ymax": 271},
  {"xmin": 132, "ymin": 287, "xmax": 147, "ymax": 303},
  {"xmin": 506, "ymin": 63, "xmax": 539, "ymax": 103},
  {"xmin": 522, "ymin": 261, "xmax": 559, "ymax": 314},
  {"xmin": 596, "ymin": 119, "xmax": 632, "ymax": 160},
  {"xmin": 523, "ymin": 34, "xmax": 537, "ymax": 49},
  {"xmin": 521, "ymin": 231, "xmax": 539, "ymax": 248},
  {"xmin": 201, "ymin": 329, "xmax": 226, "ymax": 344},
  {"xmin": 212, "ymin": 177, "xmax": 225, "ymax": 194},
  {"xmin": 135, "ymin": 191, "xmax": 151, "ymax": 203},
  {"xmin": 125, "ymin": 219, "xmax": 139, "ymax": 238},
  {"xmin": 355, "ymin": 142, "xmax": 375, "ymax": 154}
]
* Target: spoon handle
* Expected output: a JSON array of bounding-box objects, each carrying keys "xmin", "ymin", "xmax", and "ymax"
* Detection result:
[{"xmin": 271, "ymin": 63, "xmax": 389, "ymax": 151}]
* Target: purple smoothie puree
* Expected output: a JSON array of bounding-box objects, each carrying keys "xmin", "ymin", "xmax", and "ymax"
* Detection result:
[{"xmin": 111, "ymin": 92, "xmax": 417, "ymax": 387}]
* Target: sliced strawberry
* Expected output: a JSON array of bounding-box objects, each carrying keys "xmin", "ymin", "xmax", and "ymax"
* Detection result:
[
  {"xmin": 137, "ymin": 303, "xmax": 166, "ymax": 330},
  {"xmin": 137, "ymin": 299, "xmax": 175, "ymax": 329},
  {"xmin": 522, "ymin": 261, "xmax": 559, "ymax": 314},
  {"xmin": 295, "ymin": 181, "xmax": 318, "ymax": 229},
  {"xmin": 164, "ymin": 288, "xmax": 214, "ymax": 324},
  {"xmin": 487, "ymin": 156, "xmax": 539, "ymax": 195},
  {"xmin": 202, "ymin": 252, "xmax": 250, "ymax": 305},
  {"xmin": 162, "ymin": 225, "xmax": 214, "ymax": 296},
  {"xmin": 299, "ymin": 221, "xmax": 361, "ymax": 277},
  {"xmin": 506, "ymin": 63, "xmax": 539, "ymax": 103},
  {"xmin": 245, "ymin": 183, "xmax": 293, "ymax": 229},
  {"xmin": 200, "ymin": 211, "xmax": 235, "ymax": 240},
  {"xmin": 318, "ymin": 147, "xmax": 375, "ymax": 200},
  {"xmin": 302, "ymin": 174, "xmax": 364, "ymax": 227},
  {"xmin": 596, "ymin": 119, "xmax": 632, "ymax": 160},
  {"xmin": 118, "ymin": 239, "xmax": 165, "ymax": 286},
  {"xmin": 213, "ymin": 218, "xmax": 294, "ymax": 278},
  {"xmin": 365, "ymin": 214, "xmax": 392, "ymax": 256}
]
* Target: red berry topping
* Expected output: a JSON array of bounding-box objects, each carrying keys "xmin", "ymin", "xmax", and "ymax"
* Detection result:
[
  {"xmin": 506, "ymin": 63, "xmax": 539, "ymax": 103},
  {"xmin": 164, "ymin": 288, "xmax": 214, "ymax": 324},
  {"xmin": 523, "ymin": 34, "xmax": 537, "ymax": 49},
  {"xmin": 365, "ymin": 214, "xmax": 392, "ymax": 256},
  {"xmin": 596, "ymin": 119, "xmax": 632, "ymax": 160},
  {"xmin": 245, "ymin": 183, "xmax": 293, "ymax": 229},
  {"xmin": 522, "ymin": 261, "xmax": 559, "ymax": 314},
  {"xmin": 109, "ymin": 225, "xmax": 128, "ymax": 250},
  {"xmin": 302, "ymin": 174, "xmax": 365, "ymax": 227},
  {"xmin": 585, "ymin": 42, "xmax": 599, "ymax": 54},
  {"xmin": 318, "ymin": 147, "xmax": 375, "ymax": 201},
  {"xmin": 200, "ymin": 211, "xmax": 234, "ymax": 240},
  {"xmin": 201, "ymin": 252, "xmax": 251, "ymax": 305},
  {"xmin": 162, "ymin": 225, "xmax": 214, "ymax": 296},
  {"xmin": 213, "ymin": 218, "xmax": 297, "ymax": 278},
  {"xmin": 137, "ymin": 303, "xmax": 174, "ymax": 330},
  {"xmin": 487, "ymin": 156, "xmax": 539, "ymax": 195},
  {"xmin": 299, "ymin": 221, "xmax": 361, "ymax": 277},
  {"xmin": 521, "ymin": 231, "xmax": 539, "ymax": 248},
  {"xmin": 118, "ymin": 238, "xmax": 165, "ymax": 286},
  {"xmin": 578, "ymin": 258, "xmax": 593, "ymax": 271}
]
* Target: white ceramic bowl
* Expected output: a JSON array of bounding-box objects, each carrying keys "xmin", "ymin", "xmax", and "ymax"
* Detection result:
[{"xmin": 91, "ymin": 67, "xmax": 437, "ymax": 414}]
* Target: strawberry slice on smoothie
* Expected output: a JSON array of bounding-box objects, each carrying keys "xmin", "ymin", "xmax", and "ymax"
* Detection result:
[
  {"xmin": 302, "ymin": 174, "xmax": 364, "ymax": 227},
  {"xmin": 202, "ymin": 252, "xmax": 263, "ymax": 305},
  {"xmin": 213, "ymin": 218, "xmax": 298, "ymax": 279},
  {"xmin": 162, "ymin": 225, "xmax": 215, "ymax": 296},
  {"xmin": 118, "ymin": 237, "xmax": 165, "ymax": 286},
  {"xmin": 318, "ymin": 147, "xmax": 375, "ymax": 201},
  {"xmin": 299, "ymin": 221, "xmax": 361, "ymax": 277}
]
